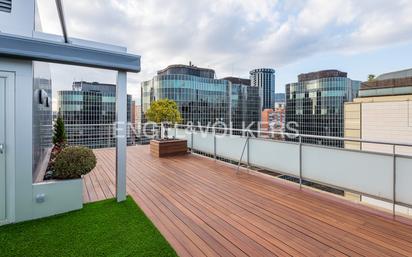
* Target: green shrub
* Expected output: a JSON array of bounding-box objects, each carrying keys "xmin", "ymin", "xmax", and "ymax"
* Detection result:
[{"xmin": 54, "ymin": 146, "xmax": 97, "ymax": 179}]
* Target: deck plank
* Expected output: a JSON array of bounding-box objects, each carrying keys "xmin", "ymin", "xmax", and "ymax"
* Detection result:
[{"xmin": 84, "ymin": 146, "xmax": 412, "ymax": 257}]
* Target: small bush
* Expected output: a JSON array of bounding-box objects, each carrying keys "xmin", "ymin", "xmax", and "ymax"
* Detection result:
[
  {"xmin": 53, "ymin": 113, "xmax": 67, "ymax": 146},
  {"xmin": 54, "ymin": 146, "xmax": 97, "ymax": 179}
]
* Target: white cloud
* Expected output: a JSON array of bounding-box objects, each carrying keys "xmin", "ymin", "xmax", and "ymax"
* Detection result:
[{"xmin": 36, "ymin": 0, "xmax": 412, "ymax": 101}]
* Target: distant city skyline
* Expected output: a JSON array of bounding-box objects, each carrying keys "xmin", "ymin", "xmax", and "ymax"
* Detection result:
[{"xmin": 36, "ymin": 0, "xmax": 412, "ymax": 106}]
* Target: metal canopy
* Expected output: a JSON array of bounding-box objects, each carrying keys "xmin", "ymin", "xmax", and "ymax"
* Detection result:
[{"xmin": 0, "ymin": 33, "xmax": 140, "ymax": 72}]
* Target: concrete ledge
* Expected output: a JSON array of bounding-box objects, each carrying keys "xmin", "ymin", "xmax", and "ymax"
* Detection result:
[{"xmin": 32, "ymin": 179, "xmax": 83, "ymax": 220}]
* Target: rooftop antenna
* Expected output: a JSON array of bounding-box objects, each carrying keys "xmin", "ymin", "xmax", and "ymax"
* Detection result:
[{"xmin": 55, "ymin": 0, "xmax": 70, "ymax": 43}]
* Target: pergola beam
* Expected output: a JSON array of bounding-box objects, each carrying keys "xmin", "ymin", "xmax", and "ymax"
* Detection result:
[{"xmin": 0, "ymin": 33, "xmax": 140, "ymax": 72}]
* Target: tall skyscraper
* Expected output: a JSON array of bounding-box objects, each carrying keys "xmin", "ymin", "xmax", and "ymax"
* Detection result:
[
  {"xmin": 285, "ymin": 70, "xmax": 360, "ymax": 147},
  {"xmin": 141, "ymin": 64, "xmax": 261, "ymax": 130},
  {"xmin": 250, "ymin": 68, "xmax": 276, "ymax": 110},
  {"xmin": 58, "ymin": 81, "xmax": 133, "ymax": 148}
]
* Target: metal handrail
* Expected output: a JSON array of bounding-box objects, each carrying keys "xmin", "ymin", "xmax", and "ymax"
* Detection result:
[
  {"xmin": 40, "ymin": 122, "xmax": 412, "ymax": 149},
  {"xmin": 172, "ymin": 123, "xmax": 412, "ymax": 148}
]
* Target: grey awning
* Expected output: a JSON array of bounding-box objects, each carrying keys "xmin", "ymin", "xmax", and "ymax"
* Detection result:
[{"xmin": 0, "ymin": 33, "xmax": 140, "ymax": 72}]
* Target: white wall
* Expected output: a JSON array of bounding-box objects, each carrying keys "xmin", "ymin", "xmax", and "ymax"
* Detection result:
[
  {"xmin": 0, "ymin": 57, "xmax": 34, "ymax": 222},
  {"xmin": 302, "ymin": 145, "xmax": 393, "ymax": 201},
  {"xmin": 32, "ymin": 179, "xmax": 83, "ymax": 220},
  {"xmin": 0, "ymin": 0, "xmax": 35, "ymax": 37},
  {"xmin": 249, "ymin": 139, "xmax": 299, "ymax": 176},
  {"xmin": 362, "ymin": 196, "xmax": 412, "ymax": 217},
  {"xmin": 362, "ymin": 101, "xmax": 412, "ymax": 156}
]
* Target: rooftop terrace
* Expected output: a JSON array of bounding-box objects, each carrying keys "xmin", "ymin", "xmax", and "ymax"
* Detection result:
[{"xmin": 85, "ymin": 145, "xmax": 412, "ymax": 257}]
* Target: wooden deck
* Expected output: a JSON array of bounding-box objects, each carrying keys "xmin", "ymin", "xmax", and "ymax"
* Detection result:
[{"xmin": 84, "ymin": 146, "xmax": 412, "ymax": 257}]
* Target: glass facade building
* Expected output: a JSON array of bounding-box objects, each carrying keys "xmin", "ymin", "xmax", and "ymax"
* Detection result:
[
  {"xmin": 250, "ymin": 68, "xmax": 276, "ymax": 110},
  {"xmin": 225, "ymin": 77, "xmax": 260, "ymax": 132},
  {"xmin": 58, "ymin": 81, "xmax": 132, "ymax": 149},
  {"xmin": 141, "ymin": 65, "xmax": 261, "ymax": 130},
  {"xmin": 285, "ymin": 70, "xmax": 360, "ymax": 147},
  {"xmin": 274, "ymin": 93, "xmax": 286, "ymax": 105}
]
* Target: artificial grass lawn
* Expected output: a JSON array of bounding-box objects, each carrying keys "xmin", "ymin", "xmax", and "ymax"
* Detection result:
[{"xmin": 0, "ymin": 196, "xmax": 177, "ymax": 257}]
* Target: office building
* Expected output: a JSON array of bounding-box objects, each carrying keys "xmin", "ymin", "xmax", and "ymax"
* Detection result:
[
  {"xmin": 135, "ymin": 104, "xmax": 141, "ymax": 126},
  {"xmin": 344, "ymin": 68, "xmax": 412, "ymax": 156},
  {"xmin": 130, "ymin": 100, "xmax": 136, "ymax": 145},
  {"xmin": 274, "ymin": 93, "xmax": 286, "ymax": 107},
  {"xmin": 261, "ymin": 107, "xmax": 285, "ymax": 139},
  {"xmin": 274, "ymin": 105, "xmax": 285, "ymax": 136},
  {"xmin": 131, "ymin": 100, "xmax": 136, "ymax": 125},
  {"xmin": 250, "ymin": 68, "xmax": 276, "ymax": 110},
  {"xmin": 142, "ymin": 64, "xmax": 230, "ymax": 126},
  {"xmin": 285, "ymin": 70, "xmax": 360, "ymax": 147},
  {"xmin": 58, "ymin": 81, "xmax": 133, "ymax": 148},
  {"xmin": 261, "ymin": 109, "xmax": 275, "ymax": 138},
  {"xmin": 141, "ymin": 64, "xmax": 261, "ymax": 130},
  {"xmin": 224, "ymin": 77, "xmax": 260, "ymax": 132}
]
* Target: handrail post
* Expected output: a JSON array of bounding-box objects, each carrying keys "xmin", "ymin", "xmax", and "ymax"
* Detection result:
[
  {"xmin": 392, "ymin": 144, "xmax": 397, "ymax": 219},
  {"xmin": 299, "ymin": 135, "xmax": 303, "ymax": 189},
  {"xmin": 160, "ymin": 122, "xmax": 163, "ymax": 139},
  {"xmin": 109, "ymin": 124, "xmax": 111, "ymax": 148},
  {"xmin": 213, "ymin": 128, "xmax": 217, "ymax": 160},
  {"xmin": 191, "ymin": 126, "xmax": 194, "ymax": 153},
  {"xmin": 247, "ymin": 134, "xmax": 250, "ymax": 168},
  {"xmin": 237, "ymin": 135, "xmax": 249, "ymax": 173}
]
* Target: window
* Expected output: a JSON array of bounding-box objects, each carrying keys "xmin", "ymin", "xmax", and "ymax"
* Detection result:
[
  {"xmin": 309, "ymin": 92, "xmax": 317, "ymax": 98},
  {"xmin": 0, "ymin": 0, "xmax": 12, "ymax": 13}
]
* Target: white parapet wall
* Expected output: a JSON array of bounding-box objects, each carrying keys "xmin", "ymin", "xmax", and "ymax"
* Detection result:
[
  {"xmin": 362, "ymin": 196, "xmax": 412, "ymax": 217},
  {"xmin": 362, "ymin": 101, "xmax": 412, "ymax": 156},
  {"xmin": 32, "ymin": 179, "xmax": 83, "ymax": 220}
]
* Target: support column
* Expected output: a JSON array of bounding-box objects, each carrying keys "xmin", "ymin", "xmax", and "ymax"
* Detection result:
[{"xmin": 116, "ymin": 71, "xmax": 127, "ymax": 202}]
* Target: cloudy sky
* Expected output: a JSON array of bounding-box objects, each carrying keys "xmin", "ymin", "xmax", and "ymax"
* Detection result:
[{"xmin": 36, "ymin": 0, "xmax": 412, "ymax": 105}]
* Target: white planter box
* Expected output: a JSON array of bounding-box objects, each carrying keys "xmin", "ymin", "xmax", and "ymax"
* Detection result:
[{"xmin": 32, "ymin": 178, "xmax": 83, "ymax": 220}]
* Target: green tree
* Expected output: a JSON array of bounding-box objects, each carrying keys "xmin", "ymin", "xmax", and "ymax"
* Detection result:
[
  {"xmin": 53, "ymin": 112, "xmax": 67, "ymax": 146},
  {"xmin": 368, "ymin": 74, "xmax": 376, "ymax": 81},
  {"xmin": 145, "ymin": 99, "xmax": 182, "ymax": 139}
]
